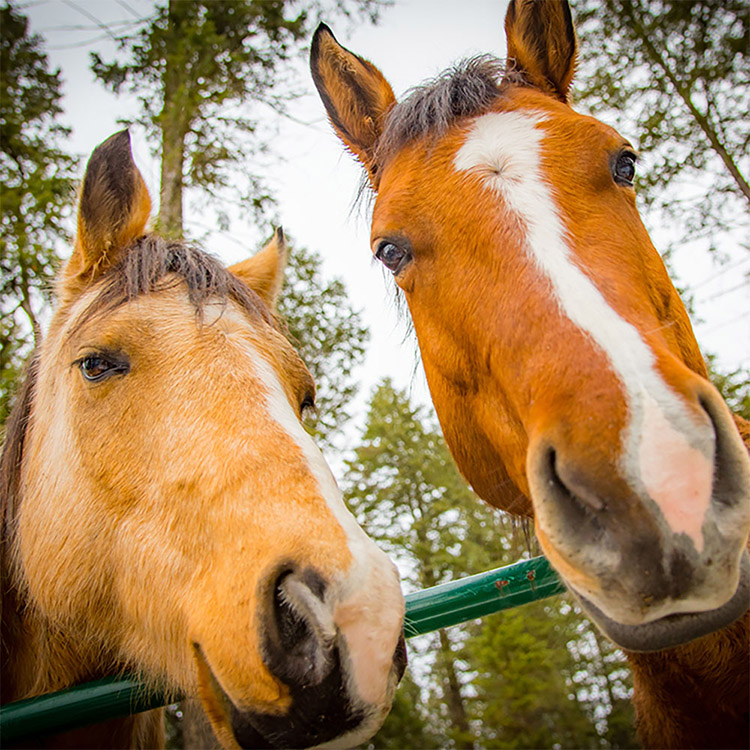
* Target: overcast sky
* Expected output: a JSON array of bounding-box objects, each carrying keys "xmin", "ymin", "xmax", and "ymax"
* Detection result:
[{"xmin": 22, "ymin": 0, "xmax": 749, "ymax": 436}]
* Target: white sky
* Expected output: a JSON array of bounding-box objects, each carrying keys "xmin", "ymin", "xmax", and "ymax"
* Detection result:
[{"xmin": 22, "ymin": 0, "xmax": 749, "ymax": 437}]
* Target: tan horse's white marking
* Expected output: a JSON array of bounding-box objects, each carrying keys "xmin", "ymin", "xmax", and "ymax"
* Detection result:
[{"xmin": 239, "ymin": 334, "xmax": 404, "ymax": 710}]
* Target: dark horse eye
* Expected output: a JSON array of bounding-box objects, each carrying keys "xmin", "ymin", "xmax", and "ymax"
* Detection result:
[
  {"xmin": 613, "ymin": 151, "xmax": 637, "ymax": 186},
  {"xmin": 375, "ymin": 241, "xmax": 411, "ymax": 274},
  {"xmin": 77, "ymin": 354, "xmax": 129, "ymax": 382}
]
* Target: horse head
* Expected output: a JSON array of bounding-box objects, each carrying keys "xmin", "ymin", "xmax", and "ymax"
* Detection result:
[
  {"xmin": 1, "ymin": 131, "xmax": 405, "ymax": 748},
  {"xmin": 310, "ymin": 0, "xmax": 750, "ymax": 653}
]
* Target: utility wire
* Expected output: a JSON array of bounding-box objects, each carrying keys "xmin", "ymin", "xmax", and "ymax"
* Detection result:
[
  {"xmin": 695, "ymin": 279, "xmax": 749, "ymax": 304},
  {"xmin": 701, "ymin": 309, "xmax": 750, "ymax": 335},
  {"xmin": 689, "ymin": 255, "xmax": 750, "ymax": 292},
  {"xmin": 49, "ymin": 32, "xmax": 121, "ymax": 50},
  {"xmin": 39, "ymin": 19, "xmax": 142, "ymax": 32},
  {"xmin": 116, "ymin": 0, "xmax": 142, "ymax": 19},
  {"xmin": 60, "ymin": 0, "xmax": 119, "ymax": 40}
]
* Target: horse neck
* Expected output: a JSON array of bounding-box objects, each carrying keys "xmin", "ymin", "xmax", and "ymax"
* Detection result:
[
  {"xmin": 1, "ymin": 553, "xmax": 98, "ymax": 702},
  {"xmin": 1, "ymin": 503, "xmax": 163, "ymax": 750},
  {"xmin": 626, "ymin": 611, "xmax": 749, "ymax": 749},
  {"xmin": 626, "ymin": 411, "xmax": 750, "ymax": 749}
]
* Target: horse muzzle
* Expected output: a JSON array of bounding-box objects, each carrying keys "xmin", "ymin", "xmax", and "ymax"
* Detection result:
[
  {"xmin": 573, "ymin": 552, "xmax": 750, "ymax": 651},
  {"xmin": 527, "ymin": 383, "xmax": 750, "ymax": 652},
  {"xmin": 193, "ymin": 565, "xmax": 406, "ymax": 749}
]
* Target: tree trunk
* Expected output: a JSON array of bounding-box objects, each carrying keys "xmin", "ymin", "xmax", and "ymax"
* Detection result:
[
  {"xmin": 158, "ymin": 121, "xmax": 187, "ymax": 239},
  {"xmin": 437, "ymin": 628, "xmax": 473, "ymax": 750},
  {"xmin": 157, "ymin": 0, "xmax": 189, "ymax": 239}
]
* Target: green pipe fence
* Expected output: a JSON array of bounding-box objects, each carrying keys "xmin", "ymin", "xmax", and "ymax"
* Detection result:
[{"xmin": 0, "ymin": 556, "xmax": 564, "ymax": 744}]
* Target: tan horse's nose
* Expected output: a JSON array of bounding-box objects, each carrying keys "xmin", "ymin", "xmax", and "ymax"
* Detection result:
[
  {"xmin": 225, "ymin": 561, "xmax": 406, "ymax": 748},
  {"xmin": 265, "ymin": 568, "xmax": 338, "ymax": 687},
  {"xmin": 262, "ymin": 564, "xmax": 406, "ymax": 692}
]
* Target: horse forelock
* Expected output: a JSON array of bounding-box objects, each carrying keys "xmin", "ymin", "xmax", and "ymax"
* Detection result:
[
  {"xmin": 362, "ymin": 56, "xmax": 519, "ymax": 310},
  {"xmin": 374, "ymin": 56, "xmax": 519, "ymax": 172},
  {"xmin": 69, "ymin": 234, "xmax": 278, "ymax": 336}
]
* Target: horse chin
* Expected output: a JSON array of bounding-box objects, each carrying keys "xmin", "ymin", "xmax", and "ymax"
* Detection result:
[{"xmin": 573, "ymin": 551, "xmax": 750, "ymax": 652}]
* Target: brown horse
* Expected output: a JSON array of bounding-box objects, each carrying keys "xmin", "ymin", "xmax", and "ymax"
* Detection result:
[
  {"xmin": 310, "ymin": 1, "xmax": 750, "ymax": 747},
  {"xmin": 0, "ymin": 131, "xmax": 406, "ymax": 749}
]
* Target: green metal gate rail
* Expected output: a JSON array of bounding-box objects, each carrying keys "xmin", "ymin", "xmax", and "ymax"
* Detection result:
[{"xmin": 0, "ymin": 556, "xmax": 564, "ymax": 744}]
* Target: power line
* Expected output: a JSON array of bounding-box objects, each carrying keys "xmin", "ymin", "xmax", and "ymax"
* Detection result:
[
  {"xmin": 695, "ymin": 279, "xmax": 750, "ymax": 304},
  {"xmin": 60, "ymin": 0, "xmax": 118, "ymax": 41},
  {"xmin": 701, "ymin": 310, "xmax": 750, "ymax": 335},
  {"xmin": 116, "ymin": 0, "xmax": 142, "ymax": 19},
  {"xmin": 48, "ymin": 32, "xmax": 119, "ymax": 50},
  {"xmin": 38, "ymin": 19, "xmax": 141, "ymax": 32},
  {"xmin": 689, "ymin": 255, "xmax": 750, "ymax": 292}
]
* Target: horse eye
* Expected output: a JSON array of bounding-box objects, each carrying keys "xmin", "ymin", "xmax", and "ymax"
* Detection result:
[
  {"xmin": 613, "ymin": 151, "xmax": 637, "ymax": 186},
  {"xmin": 77, "ymin": 354, "xmax": 129, "ymax": 382},
  {"xmin": 375, "ymin": 241, "xmax": 410, "ymax": 274}
]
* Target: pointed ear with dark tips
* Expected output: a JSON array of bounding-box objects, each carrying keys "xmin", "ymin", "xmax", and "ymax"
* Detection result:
[
  {"xmin": 63, "ymin": 130, "xmax": 151, "ymax": 296},
  {"xmin": 310, "ymin": 23, "xmax": 396, "ymax": 182},
  {"xmin": 504, "ymin": 0, "xmax": 577, "ymax": 102},
  {"xmin": 229, "ymin": 228, "xmax": 288, "ymax": 311}
]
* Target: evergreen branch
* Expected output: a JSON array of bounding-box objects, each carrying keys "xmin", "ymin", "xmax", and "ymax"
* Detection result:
[{"xmin": 620, "ymin": 0, "xmax": 750, "ymax": 206}]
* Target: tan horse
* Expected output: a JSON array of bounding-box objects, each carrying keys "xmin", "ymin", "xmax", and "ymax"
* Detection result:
[
  {"xmin": 0, "ymin": 131, "xmax": 406, "ymax": 749},
  {"xmin": 310, "ymin": 1, "xmax": 750, "ymax": 747}
]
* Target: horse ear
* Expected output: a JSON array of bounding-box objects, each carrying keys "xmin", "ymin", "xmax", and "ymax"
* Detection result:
[
  {"xmin": 504, "ymin": 0, "xmax": 577, "ymax": 102},
  {"xmin": 310, "ymin": 23, "xmax": 396, "ymax": 181},
  {"xmin": 63, "ymin": 130, "xmax": 151, "ymax": 296},
  {"xmin": 229, "ymin": 228, "xmax": 288, "ymax": 310}
]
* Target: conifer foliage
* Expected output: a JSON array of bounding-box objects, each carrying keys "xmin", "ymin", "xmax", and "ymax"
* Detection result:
[
  {"xmin": 574, "ymin": 0, "xmax": 749, "ymax": 254},
  {"xmin": 91, "ymin": 0, "xmax": 384, "ymax": 238},
  {"xmin": 347, "ymin": 380, "xmax": 638, "ymax": 749},
  {"xmin": 0, "ymin": 2, "xmax": 77, "ymax": 424}
]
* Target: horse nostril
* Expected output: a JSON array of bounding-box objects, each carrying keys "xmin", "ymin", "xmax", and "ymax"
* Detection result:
[
  {"xmin": 273, "ymin": 570, "xmax": 312, "ymax": 652},
  {"xmin": 544, "ymin": 446, "xmax": 605, "ymax": 528},
  {"xmin": 393, "ymin": 633, "xmax": 407, "ymax": 682},
  {"xmin": 269, "ymin": 568, "xmax": 335, "ymax": 687},
  {"xmin": 697, "ymin": 392, "xmax": 741, "ymax": 509}
]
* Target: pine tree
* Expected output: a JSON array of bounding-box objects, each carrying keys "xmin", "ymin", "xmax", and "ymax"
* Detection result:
[
  {"xmin": 277, "ymin": 244, "xmax": 368, "ymax": 451},
  {"xmin": 347, "ymin": 380, "xmax": 637, "ymax": 749},
  {"xmin": 0, "ymin": 1, "xmax": 78, "ymax": 425},
  {"xmin": 573, "ymin": 0, "xmax": 748, "ymax": 256},
  {"xmin": 346, "ymin": 380, "xmax": 505, "ymax": 747},
  {"xmin": 91, "ymin": 0, "xmax": 384, "ymax": 238}
]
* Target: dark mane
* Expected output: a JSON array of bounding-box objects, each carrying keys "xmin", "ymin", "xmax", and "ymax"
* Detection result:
[
  {"xmin": 76, "ymin": 233, "xmax": 275, "ymax": 332},
  {"xmin": 1, "ymin": 354, "xmax": 38, "ymax": 563},
  {"xmin": 375, "ymin": 55, "xmax": 515, "ymax": 169}
]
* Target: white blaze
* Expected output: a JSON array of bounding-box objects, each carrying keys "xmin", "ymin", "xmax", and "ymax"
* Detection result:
[
  {"xmin": 239, "ymin": 338, "xmax": 404, "ymax": 715},
  {"xmin": 454, "ymin": 111, "xmax": 714, "ymax": 550}
]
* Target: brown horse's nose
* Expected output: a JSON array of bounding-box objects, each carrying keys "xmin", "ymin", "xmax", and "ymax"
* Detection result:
[
  {"xmin": 527, "ymin": 382, "xmax": 750, "ymax": 648},
  {"xmin": 538, "ymin": 443, "xmax": 695, "ymax": 599}
]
